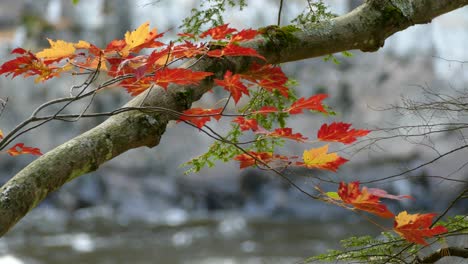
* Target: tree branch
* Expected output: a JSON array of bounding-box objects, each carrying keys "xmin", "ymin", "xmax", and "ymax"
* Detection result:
[
  {"xmin": 418, "ymin": 247, "xmax": 468, "ymax": 263},
  {"xmin": 1, "ymin": 0, "xmax": 467, "ymax": 236}
]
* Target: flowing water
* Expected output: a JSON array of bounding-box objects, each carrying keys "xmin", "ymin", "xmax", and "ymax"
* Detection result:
[{"xmin": 1, "ymin": 212, "xmax": 379, "ymax": 264}]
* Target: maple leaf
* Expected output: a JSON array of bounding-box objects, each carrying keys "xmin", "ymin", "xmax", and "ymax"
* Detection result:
[
  {"xmin": 214, "ymin": 71, "xmax": 249, "ymax": 103},
  {"xmin": 230, "ymin": 29, "xmax": 259, "ymax": 42},
  {"xmin": 318, "ymin": 122, "xmax": 370, "ymax": 144},
  {"xmin": 36, "ymin": 39, "xmax": 76, "ymax": 62},
  {"xmin": 172, "ymin": 41, "xmax": 207, "ymax": 59},
  {"xmin": 154, "ymin": 68, "xmax": 213, "ymax": 89},
  {"xmin": 260, "ymin": 128, "xmax": 308, "ymax": 142},
  {"xmin": 7, "ymin": 143, "xmax": 42, "ymax": 156},
  {"xmin": 200, "ymin": 24, "xmax": 237, "ymax": 40},
  {"xmin": 338, "ymin": 181, "xmax": 395, "ymax": 218},
  {"xmin": 232, "ymin": 117, "xmax": 259, "ymax": 131},
  {"xmin": 234, "ymin": 151, "xmax": 273, "ymax": 169},
  {"xmin": 120, "ymin": 76, "xmax": 152, "ymax": 96},
  {"xmin": 105, "ymin": 39, "xmax": 127, "ymax": 53},
  {"xmin": 394, "ymin": 211, "xmax": 448, "ymax": 245},
  {"xmin": 0, "ymin": 129, "xmax": 3, "ymax": 139},
  {"xmin": 207, "ymin": 44, "xmax": 266, "ymax": 60},
  {"xmin": 177, "ymin": 32, "xmax": 196, "ymax": 39},
  {"xmin": 251, "ymin": 106, "xmax": 279, "ymax": 116},
  {"xmin": 288, "ymin": 94, "xmax": 328, "ymax": 114},
  {"xmin": 240, "ymin": 64, "xmax": 288, "ymax": 97},
  {"xmin": 177, "ymin": 108, "xmax": 223, "ymax": 128},
  {"xmin": 119, "ymin": 22, "xmax": 164, "ymax": 57},
  {"xmin": 146, "ymin": 46, "xmax": 173, "ymax": 68},
  {"xmin": 301, "ymin": 144, "xmax": 347, "ymax": 172},
  {"xmin": 0, "ymin": 48, "xmax": 56, "ymax": 82}
]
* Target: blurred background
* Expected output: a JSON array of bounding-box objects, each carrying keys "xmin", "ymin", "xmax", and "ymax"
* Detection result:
[{"xmin": 0, "ymin": 0, "xmax": 467, "ymax": 263}]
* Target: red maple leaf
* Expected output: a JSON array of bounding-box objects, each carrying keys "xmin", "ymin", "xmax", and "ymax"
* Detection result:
[
  {"xmin": 230, "ymin": 29, "xmax": 259, "ymax": 42},
  {"xmin": 232, "ymin": 117, "xmax": 259, "ymax": 131},
  {"xmin": 214, "ymin": 71, "xmax": 249, "ymax": 103},
  {"xmin": 7, "ymin": 143, "xmax": 42, "ymax": 156},
  {"xmin": 394, "ymin": 211, "xmax": 448, "ymax": 245},
  {"xmin": 0, "ymin": 48, "xmax": 56, "ymax": 82},
  {"xmin": 251, "ymin": 106, "xmax": 279, "ymax": 116},
  {"xmin": 317, "ymin": 122, "xmax": 370, "ymax": 144},
  {"xmin": 287, "ymin": 94, "xmax": 328, "ymax": 114},
  {"xmin": 177, "ymin": 108, "xmax": 223, "ymax": 128},
  {"xmin": 234, "ymin": 151, "xmax": 273, "ymax": 169},
  {"xmin": 120, "ymin": 76, "xmax": 152, "ymax": 96},
  {"xmin": 154, "ymin": 68, "xmax": 213, "ymax": 89},
  {"xmin": 260, "ymin": 128, "xmax": 308, "ymax": 142},
  {"xmin": 240, "ymin": 63, "xmax": 289, "ymax": 97},
  {"xmin": 200, "ymin": 24, "xmax": 237, "ymax": 40},
  {"xmin": 207, "ymin": 44, "xmax": 265, "ymax": 60},
  {"xmin": 172, "ymin": 41, "xmax": 207, "ymax": 58},
  {"xmin": 338, "ymin": 182, "xmax": 397, "ymax": 218}
]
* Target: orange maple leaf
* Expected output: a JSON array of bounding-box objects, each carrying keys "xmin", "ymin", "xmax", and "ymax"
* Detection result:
[
  {"xmin": 288, "ymin": 94, "xmax": 328, "ymax": 114},
  {"xmin": 232, "ymin": 117, "xmax": 259, "ymax": 131},
  {"xmin": 318, "ymin": 122, "xmax": 370, "ymax": 144},
  {"xmin": 177, "ymin": 108, "xmax": 223, "ymax": 128},
  {"xmin": 0, "ymin": 129, "xmax": 3, "ymax": 139},
  {"xmin": 7, "ymin": 143, "xmax": 42, "ymax": 156},
  {"xmin": 214, "ymin": 71, "xmax": 249, "ymax": 104},
  {"xmin": 338, "ymin": 181, "xmax": 395, "ymax": 218},
  {"xmin": 301, "ymin": 144, "xmax": 347, "ymax": 172},
  {"xmin": 394, "ymin": 211, "xmax": 448, "ymax": 245},
  {"xmin": 154, "ymin": 68, "xmax": 213, "ymax": 89}
]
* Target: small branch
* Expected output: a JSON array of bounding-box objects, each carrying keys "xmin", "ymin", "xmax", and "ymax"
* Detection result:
[{"xmin": 277, "ymin": 0, "xmax": 284, "ymax": 26}]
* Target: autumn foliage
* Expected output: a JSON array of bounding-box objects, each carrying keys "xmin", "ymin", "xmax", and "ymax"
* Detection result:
[{"xmin": 0, "ymin": 22, "xmax": 449, "ymax": 246}]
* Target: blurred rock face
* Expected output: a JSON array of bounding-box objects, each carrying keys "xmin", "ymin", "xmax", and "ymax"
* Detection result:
[{"xmin": 0, "ymin": 0, "xmax": 467, "ymax": 220}]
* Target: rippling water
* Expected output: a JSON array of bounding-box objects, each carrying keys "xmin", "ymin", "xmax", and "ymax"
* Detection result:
[{"xmin": 1, "ymin": 212, "xmax": 379, "ymax": 264}]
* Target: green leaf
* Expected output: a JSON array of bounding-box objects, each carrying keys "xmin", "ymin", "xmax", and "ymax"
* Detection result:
[
  {"xmin": 72, "ymin": 0, "xmax": 80, "ymax": 5},
  {"xmin": 326, "ymin": 191, "xmax": 340, "ymax": 200}
]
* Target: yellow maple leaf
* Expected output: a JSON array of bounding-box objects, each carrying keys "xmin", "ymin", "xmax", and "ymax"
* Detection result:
[
  {"xmin": 74, "ymin": 40, "xmax": 91, "ymax": 49},
  {"xmin": 36, "ymin": 39, "xmax": 76, "ymax": 60},
  {"xmin": 121, "ymin": 22, "xmax": 157, "ymax": 57},
  {"xmin": 0, "ymin": 129, "xmax": 3, "ymax": 139},
  {"xmin": 302, "ymin": 144, "xmax": 347, "ymax": 172}
]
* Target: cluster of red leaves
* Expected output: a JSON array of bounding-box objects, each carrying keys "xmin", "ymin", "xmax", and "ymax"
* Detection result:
[
  {"xmin": 0, "ymin": 22, "xmax": 449, "ymax": 246},
  {"xmin": 325, "ymin": 182, "xmax": 447, "ymax": 245}
]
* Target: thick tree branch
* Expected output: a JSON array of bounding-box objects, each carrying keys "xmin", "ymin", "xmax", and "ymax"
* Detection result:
[
  {"xmin": 419, "ymin": 247, "xmax": 468, "ymax": 263},
  {"xmin": 1, "ymin": 0, "xmax": 467, "ymax": 236}
]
